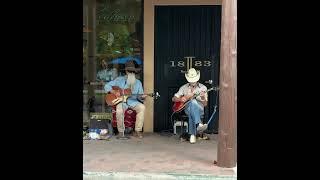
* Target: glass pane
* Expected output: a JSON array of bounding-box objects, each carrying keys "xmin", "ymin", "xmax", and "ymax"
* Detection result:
[
  {"xmin": 96, "ymin": 0, "xmax": 144, "ymax": 83},
  {"xmin": 83, "ymin": 0, "xmax": 144, "ymax": 126},
  {"xmin": 83, "ymin": 0, "xmax": 89, "ymax": 126}
]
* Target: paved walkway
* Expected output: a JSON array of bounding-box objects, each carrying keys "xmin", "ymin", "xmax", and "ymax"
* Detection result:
[{"xmin": 83, "ymin": 133, "xmax": 236, "ymax": 179}]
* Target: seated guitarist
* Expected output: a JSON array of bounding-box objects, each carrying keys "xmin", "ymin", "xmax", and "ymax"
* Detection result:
[
  {"xmin": 104, "ymin": 60, "xmax": 147, "ymax": 138},
  {"xmin": 172, "ymin": 68, "xmax": 208, "ymax": 144}
]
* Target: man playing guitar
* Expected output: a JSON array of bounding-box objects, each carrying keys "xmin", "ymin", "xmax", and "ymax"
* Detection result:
[
  {"xmin": 172, "ymin": 68, "xmax": 208, "ymax": 144},
  {"xmin": 104, "ymin": 60, "xmax": 147, "ymax": 138}
]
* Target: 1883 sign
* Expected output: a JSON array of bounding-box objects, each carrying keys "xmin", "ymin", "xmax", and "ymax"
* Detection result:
[{"xmin": 168, "ymin": 56, "xmax": 214, "ymax": 69}]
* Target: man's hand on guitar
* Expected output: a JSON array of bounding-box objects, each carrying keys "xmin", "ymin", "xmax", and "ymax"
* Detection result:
[
  {"xmin": 112, "ymin": 97, "xmax": 123, "ymax": 104},
  {"xmin": 185, "ymin": 93, "xmax": 194, "ymax": 100},
  {"xmin": 180, "ymin": 96, "xmax": 187, "ymax": 102},
  {"xmin": 111, "ymin": 96, "xmax": 128, "ymax": 105},
  {"xmin": 199, "ymin": 91, "xmax": 206, "ymax": 101},
  {"xmin": 110, "ymin": 89, "xmax": 120, "ymax": 97},
  {"xmin": 180, "ymin": 93, "xmax": 193, "ymax": 102},
  {"xmin": 141, "ymin": 94, "xmax": 148, "ymax": 99}
]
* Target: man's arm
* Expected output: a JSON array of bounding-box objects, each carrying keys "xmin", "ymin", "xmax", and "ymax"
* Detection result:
[
  {"xmin": 138, "ymin": 80, "xmax": 144, "ymax": 94},
  {"xmin": 104, "ymin": 77, "xmax": 119, "ymax": 94},
  {"xmin": 172, "ymin": 96, "xmax": 181, "ymax": 102},
  {"xmin": 196, "ymin": 93, "xmax": 208, "ymax": 107},
  {"xmin": 199, "ymin": 99, "xmax": 208, "ymax": 107},
  {"xmin": 172, "ymin": 86, "xmax": 186, "ymax": 102},
  {"xmin": 196, "ymin": 86, "xmax": 208, "ymax": 107},
  {"xmin": 104, "ymin": 77, "xmax": 124, "ymax": 104},
  {"xmin": 137, "ymin": 80, "xmax": 146, "ymax": 100}
]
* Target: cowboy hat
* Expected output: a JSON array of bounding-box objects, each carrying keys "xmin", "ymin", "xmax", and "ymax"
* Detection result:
[
  {"xmin": 124, "ymin": 60, "xmax": 141, "ymax": 73},
  {"xmin": 185, "ymin": 68, "xmax": 200, "ymax": 83}
]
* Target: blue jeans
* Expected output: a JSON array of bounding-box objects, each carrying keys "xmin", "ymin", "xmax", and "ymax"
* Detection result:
[{"xmin": 184, "ymin": 99, "xmax": 204, "ymax": 135}]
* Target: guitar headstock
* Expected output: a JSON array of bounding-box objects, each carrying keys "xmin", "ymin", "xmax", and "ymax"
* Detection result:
[
  {"xmin": 208, "ymin": 87, "xmax": 214, "ymax": 92},
  {"xmin": 207, "ymin": 86, "xmax": 219, "ymax": 92},
  {"xmin": 150, "ymin": 92, "xmax": 160, "ymax": 99}
]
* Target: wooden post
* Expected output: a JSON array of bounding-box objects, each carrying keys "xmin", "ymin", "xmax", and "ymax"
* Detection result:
[
  {"xmin": 87, "ymin": 0, "xmax": 96, "ymax": 98},
  {"xmin": 217, "ymin": 0, "xmax": 237, "ymax": 168}
]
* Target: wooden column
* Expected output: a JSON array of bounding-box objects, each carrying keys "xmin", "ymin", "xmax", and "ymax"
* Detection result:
[
  {"xmin": 87, "ymin": 0, "xmax": 96, "ymax": 98},
  {"xmin": 217, "ymin": 0, "xmax": 237, "ymax": 168}
]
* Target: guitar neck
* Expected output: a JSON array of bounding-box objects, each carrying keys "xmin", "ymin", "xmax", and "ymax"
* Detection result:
[
  {"xmin": 85, "ymin": 81, "xmax": 105, "ymax": 86},
  {"xmin": 130, "ymin": 93, "xmax": 152, "ymax": 97},
  {"xmin": 190, "ymin": 88, "xmax": 215, "ymax": 99}
]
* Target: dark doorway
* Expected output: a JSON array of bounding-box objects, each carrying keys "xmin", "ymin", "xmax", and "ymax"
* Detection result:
[{"xmin": 154, "ymin": 5, "xmax": 221, "ymax": 132}]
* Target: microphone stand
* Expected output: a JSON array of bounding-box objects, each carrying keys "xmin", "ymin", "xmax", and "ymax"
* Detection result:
[{"xmin": 197, "ymin": 80, "xmax": 219, "ymax": 132}]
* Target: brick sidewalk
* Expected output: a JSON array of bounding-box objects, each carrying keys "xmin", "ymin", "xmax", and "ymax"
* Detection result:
[{"xmin": 83, "ymin": 133, "xmax": 235, "ymax": 178}]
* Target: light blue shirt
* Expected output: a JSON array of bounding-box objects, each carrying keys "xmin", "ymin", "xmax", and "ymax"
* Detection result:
[{"xmin": 104, "ymin": 76, "xmax": 144, "ymax": 108}]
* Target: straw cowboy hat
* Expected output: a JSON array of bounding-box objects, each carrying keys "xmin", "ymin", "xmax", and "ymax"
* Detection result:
[
  {"xmin": 125, "ymin": 60, "xmax": 141, "ymax": 73},
  {"xmin": 185, "ymin": 68, "xmax": 200, "ymax": 83}
]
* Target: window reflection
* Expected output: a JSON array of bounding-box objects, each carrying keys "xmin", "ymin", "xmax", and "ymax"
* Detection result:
[{"xmin": 83, "ymin": 0, "xmax": 143, "ymax": 120}]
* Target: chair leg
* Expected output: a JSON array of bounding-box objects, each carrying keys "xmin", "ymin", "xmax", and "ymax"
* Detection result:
[
  {"xmin": 184, "ymin": 117, "xmax": 188, "ymax": 133},
  {"xmin": 186, "ymin": 121, "xmax": 189, "ymax": 133},
  {"xmin": 181, "ymin": 119, "xmax": 184, "ymax": 135}
]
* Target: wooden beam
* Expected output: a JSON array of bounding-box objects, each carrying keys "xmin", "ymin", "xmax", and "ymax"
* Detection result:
[
  {"xmin": 153, "ymin": 0, "xmax": 222, "ymax": 5},
  {"xmin": 217, "ymin": 0, "xmax": 237, "ymax": 168},
  {"xmin": 87, "ymin": 0, "xmax": 96, "ymax": 98},
  {"xmin": 143, "ymin": 0, "xmax": 155, "ymax": 132}
]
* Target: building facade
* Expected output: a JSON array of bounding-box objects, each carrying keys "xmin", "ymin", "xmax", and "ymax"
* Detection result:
[
  {"xmin": 83, "ymin": 0, "xmax": 222, "ymax": 132},
  {"xmin": 83, "ymin": 0, "xmax": 236, "ymax": 167}
]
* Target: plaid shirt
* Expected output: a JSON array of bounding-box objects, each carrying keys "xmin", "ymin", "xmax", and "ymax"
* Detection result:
[{"xmin": 174, "ymin": 83, "xmax": 208, "ymax": 107}]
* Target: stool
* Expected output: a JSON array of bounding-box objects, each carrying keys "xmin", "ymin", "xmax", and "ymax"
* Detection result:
[
  {"xmin": 174, "ymin": 113, "xmax": 204, "ymax": 136},
  {"xmin": 174, "ymin": 121, "xmax": 188, "ymax": 135},
  {"xmin": 111, "ymin": 107, "xmax": 137, "ymax": 129}
]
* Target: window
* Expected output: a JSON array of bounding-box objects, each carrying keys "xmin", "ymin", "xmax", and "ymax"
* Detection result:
[
  {"xmin": 83, "ymin": 0, "xmax": 143, "ymax": 124},
  {"xmin": 96, "ymin": 0, "xmax": 143, "ymax": 82}
]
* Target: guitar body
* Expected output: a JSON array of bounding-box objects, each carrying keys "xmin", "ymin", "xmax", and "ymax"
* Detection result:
[
  {"xmin": 105, "ymin": 86, "xmax": 132, "ymax": 106},
  {"xmin": 105, "ymin": 93, "xmax": 118, "ymax": 106},
  {"xmin": 172, "ymin": 101, "xmax": 187, "ymax": 113},
  {"xmin": 105, "ymin": 86, "xmax": 160, "ymax": 106},
  {"xmin": 172, "ymin": 87, "xmax": 215, "ymax": 113}
]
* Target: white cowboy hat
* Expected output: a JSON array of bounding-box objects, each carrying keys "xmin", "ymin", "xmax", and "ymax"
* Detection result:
[{"xmin": 185, "ymin": 68, "xmax": 200, "ymax": 83}]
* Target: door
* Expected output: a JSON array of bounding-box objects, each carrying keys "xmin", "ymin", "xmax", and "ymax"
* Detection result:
[{"xmin": 154, "ymin": 5, "xmax": 221, "ymax": 132}]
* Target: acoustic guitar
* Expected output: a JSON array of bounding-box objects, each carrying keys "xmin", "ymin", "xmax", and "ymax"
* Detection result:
[
  {"xmin": 105, "ymin": 86, "xmax": 160, "ymax": 106},
  {"xmin": 172, "ymin": 87, "xmax": 218, "ymax": 113}
]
